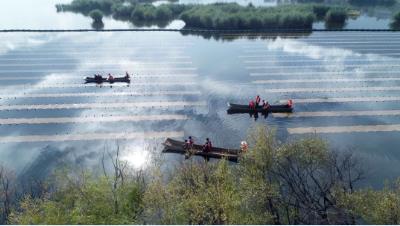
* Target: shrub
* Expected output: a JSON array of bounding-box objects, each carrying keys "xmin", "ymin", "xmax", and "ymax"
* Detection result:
[
  {"xmin": 131, "ymin": 4, "xmax": 156, "ymax": 21},
  {"xmin": 111, "ymin": 3, "xmax": 136, "ymax": 20},
  {"xmin": 313, "ymin": 4, "xmax": 331, "ymax": 19},
  {"xmin": 391, "ymin": 11, "xmax": 400, "ymax": 29},
  {"xmin": 89, "ymin": 9, "xmax": 103, "ymax": 23},
  {"xmin": 325, "ymin": 7, "xmax": 347, "ymax": 24},
  {"xmin": 154, "ymin": 5, "xmax": 173, "ymax": 20}
]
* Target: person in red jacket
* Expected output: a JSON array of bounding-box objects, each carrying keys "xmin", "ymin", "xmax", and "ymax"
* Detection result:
[
  {"xmin": 249, "ymin": 100, "xmax": 255, "ymax": 110},
  {"xmin": 288, "ymin": 99, "xmax": 293, "ymax": 108}
]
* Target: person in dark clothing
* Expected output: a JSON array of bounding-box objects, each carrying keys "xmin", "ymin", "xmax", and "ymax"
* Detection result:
[
  {"xmin": 203, "ymin": 138, "xmax": 212, "ymax": 152},
  {"xmin": 255, "ymin": 95, "xmax": 261, "ymax": 107},
  {"xmin": 188, "ymin": 136, "xmax": 194, "ymax": 149}
]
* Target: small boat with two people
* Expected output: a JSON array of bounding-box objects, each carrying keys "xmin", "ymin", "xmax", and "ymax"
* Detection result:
[
  {"xmin": 85, "ymin": 72, "xmax": 131, "ymax": 84},
  {"xmin": 162, "ymin": 137, "xmax": 248, "ymax": 162}
]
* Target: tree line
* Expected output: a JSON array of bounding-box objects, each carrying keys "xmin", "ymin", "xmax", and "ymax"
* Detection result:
[
  {"xmin": 1, "ymin": 126, "xmax": 400, "ymax": 224},
  {"xmin": 56, "ymin": 0, "xmax": 351, "ymax": 29}
]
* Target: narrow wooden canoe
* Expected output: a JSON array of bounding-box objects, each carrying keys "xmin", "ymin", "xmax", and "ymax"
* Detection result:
[
  {"xmin": 162, "ymin": 138, "xmax": 240, "ymax": 162},
  {"xmin": 227, "ymin": 102, "xmax": 293, "ymax": 114},
  {"xmin": 84, "ymin": 77, "xmax": 130, "ymax": 84}
]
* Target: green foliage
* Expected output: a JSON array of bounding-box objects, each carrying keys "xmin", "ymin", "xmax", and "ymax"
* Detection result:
[
  {"xmin": 325, "ymin": 7, "xmax": 348, "ymax": 24},
  {"xmin": 349, "ymin": 0, "xmax": 396, "ymax": 7},
  {"xmin": 155, "ymin": 5, "xmax": 173, "ymax": 20},
  {"xmin": 338, "ymin": 180, "xmax": 400, "ymax": 224},
  {"xmin": 313, "ymin": 4, "xmax": 331, "ymax": 19},
  {"xmin": 143, "ymin": 161, "xmax": 243, "ymax": 224},
  {"xmin": 89, "ymin": 9, "xmax": 103, "ymax": 23},
  {"xmin": 180, "ymin": 3, "xmax": 316, "ymax": 29},
  {"xmin": 111, "ymin": 3, "xmax": 136, "ymax": 20},
  {"xmin": 131, "ymin": 4, "xmax": 156, "ymax": 21},
  {"xmin": 9, "ymin": 171, "xmax": 145, "ymax": 224},
  {"xmin": 56, "ymin": 0, "xmax": 350, "ymax": 30},
  {"xmin": 391, "ymin": 11, "xmax": 400, "ymax": 29},
  {"xmin": 10, "ymin": 126, "xmax": 395, "ymax": 224},
  {"xmin": 56, "ymin": 0, "xmax": 116, "ymax": 15}
]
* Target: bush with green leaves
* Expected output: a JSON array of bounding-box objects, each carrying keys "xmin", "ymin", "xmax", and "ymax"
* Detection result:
[
  {"xmin": 89, "ymin": 9, "xmax": 103, "ymax": 23},
  {"xmin": 325, "ymin": 7, "xmax": 347, "ymax": 25},
  {"xmin": 391, "ymin": 11, "xmax": 400, "ymax": 29}
]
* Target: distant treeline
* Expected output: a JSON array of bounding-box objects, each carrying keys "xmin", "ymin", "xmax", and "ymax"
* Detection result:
[
  {"xmin": 56, "ymin": 0, "xmax": 351, "ymax": 30},
  {"xmin": 348, "ymin": 0, "xmax": 397, "ymax": 7}
]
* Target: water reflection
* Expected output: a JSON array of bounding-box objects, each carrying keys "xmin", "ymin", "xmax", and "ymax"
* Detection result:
[
  {"xmin": 91, "ymin": 21, "xmax": 104, "ymax": 30},
  {"xmin": 121, "ymin": 142, "xmax": 151, "ymax": 169},
  {"xmin": 1, "ymin": 31, "xmax": 400, "ymax": 189}
]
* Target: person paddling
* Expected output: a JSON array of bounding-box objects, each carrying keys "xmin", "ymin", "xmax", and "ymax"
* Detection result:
[
  {"xmin": 203, "ymin": 138, "xmax": 212, "ymax": 152},
  {"xmin": 287, "ymin": 99, "xmax": 293, "ymax": 108},
  {"xmin": 255, "ymin": 95, "xmax": 261, "ymax": 107},
  {"xmin": 263, "ymin": 100, "xmax": 270, "ymax": 110},
  {"xmin": 188, "ymin": 136, "xmax": 194, "ymax": 149},
  {"xmin": 249, "ymin": 100, "xmax": 255, "ymax": 110},
  {"xmin": 108, "ymin": 73, "xmax": 114, "ymax": 82}
]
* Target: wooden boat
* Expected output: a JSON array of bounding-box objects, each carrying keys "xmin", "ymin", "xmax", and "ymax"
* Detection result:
[
  {"xmin": 84, "ymin": 76, "xmax": 130, "ymax": 84},
  {"xmin": 162, "ymin": 138, "xmax": 240, "ymax": 162},
  {"xmin": 227, "ymin": 102, "xmax": 293, "ymax": 114}
]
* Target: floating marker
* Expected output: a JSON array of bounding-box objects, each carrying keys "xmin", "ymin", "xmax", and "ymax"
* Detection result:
[{"xmin": 0, "ymin": 131, "xmax": 184, "ymax": 143}]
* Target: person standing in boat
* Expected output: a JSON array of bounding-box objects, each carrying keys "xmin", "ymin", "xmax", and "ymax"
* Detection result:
[
  {"xmin": 240, "ymin": 141, "xmax": 248, "ymax": 153},
  {"xmin": 188, "ymin": 136, "xmax": 194, "ymax": 149},
  {"xmin": 255, "ymin": 95, "xmax": 261, "ymax": 107},
  {"xmin": 125, "ymin": 71, "xmax": 130, "ymax": 79},
  {"xmin": 203, "ymin": 138, "xmax": 212, "ymax": 152}
]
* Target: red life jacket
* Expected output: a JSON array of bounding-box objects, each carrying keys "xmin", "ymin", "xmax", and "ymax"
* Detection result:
[{"xmin": 249, "ymin": 101, "xmax": 254, "ymax": 108}]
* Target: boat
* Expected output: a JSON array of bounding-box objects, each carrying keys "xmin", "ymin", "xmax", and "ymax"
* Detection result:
[
  {"xmin": 162, "ymin": 138, "xmax": 240, "ymax": 162},
  {"xmin": 227, "ymin": 102, "xmax": 293, "ymax": 114},
  {"xmin": 84, "ymin": 76, "xmax": 130, "ymax": 84}
]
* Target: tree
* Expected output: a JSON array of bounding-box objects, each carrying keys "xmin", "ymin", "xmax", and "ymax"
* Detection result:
[
  {"xmin": 338, "ymin": 179, "xmax": 400, "ymax": 224},
  {"xmin": 391, "ymin": 11, "xmax": 400, "ymax": 29},
  {"xmin": 143, "ymin": 161, "xmax": 243, "ymax": 224},
  {"xmin": 325, "ymin": 8, "xmax": 347, "ymax": 25},
  {"xmin": 89, "ymin": 9, "xmax": 103, "ymax": 23},
  {"xmin": 9, "ymin": 147, "xmax": 145, "ymax": 225},
  {"xmin": 238, "ymin": 126, "xmax": 364, "ymax": 224},
  {"xmin": 0, "ymin": 166, "xmax": 15, "ymax": 224}
]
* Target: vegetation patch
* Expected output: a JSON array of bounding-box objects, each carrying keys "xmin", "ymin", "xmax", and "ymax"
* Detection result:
[
  {"xmin": 4, "ymin": 126, "xmax": 400, "ymax": 224},
  {"xmin": 56, "ymin": 0, "xmax": 351, "ymax": 30}
]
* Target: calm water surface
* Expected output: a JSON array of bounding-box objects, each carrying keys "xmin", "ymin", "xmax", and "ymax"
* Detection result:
[{"xmin": 0, "ymin": 1, "xmax": 400, "ymax": 188}]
